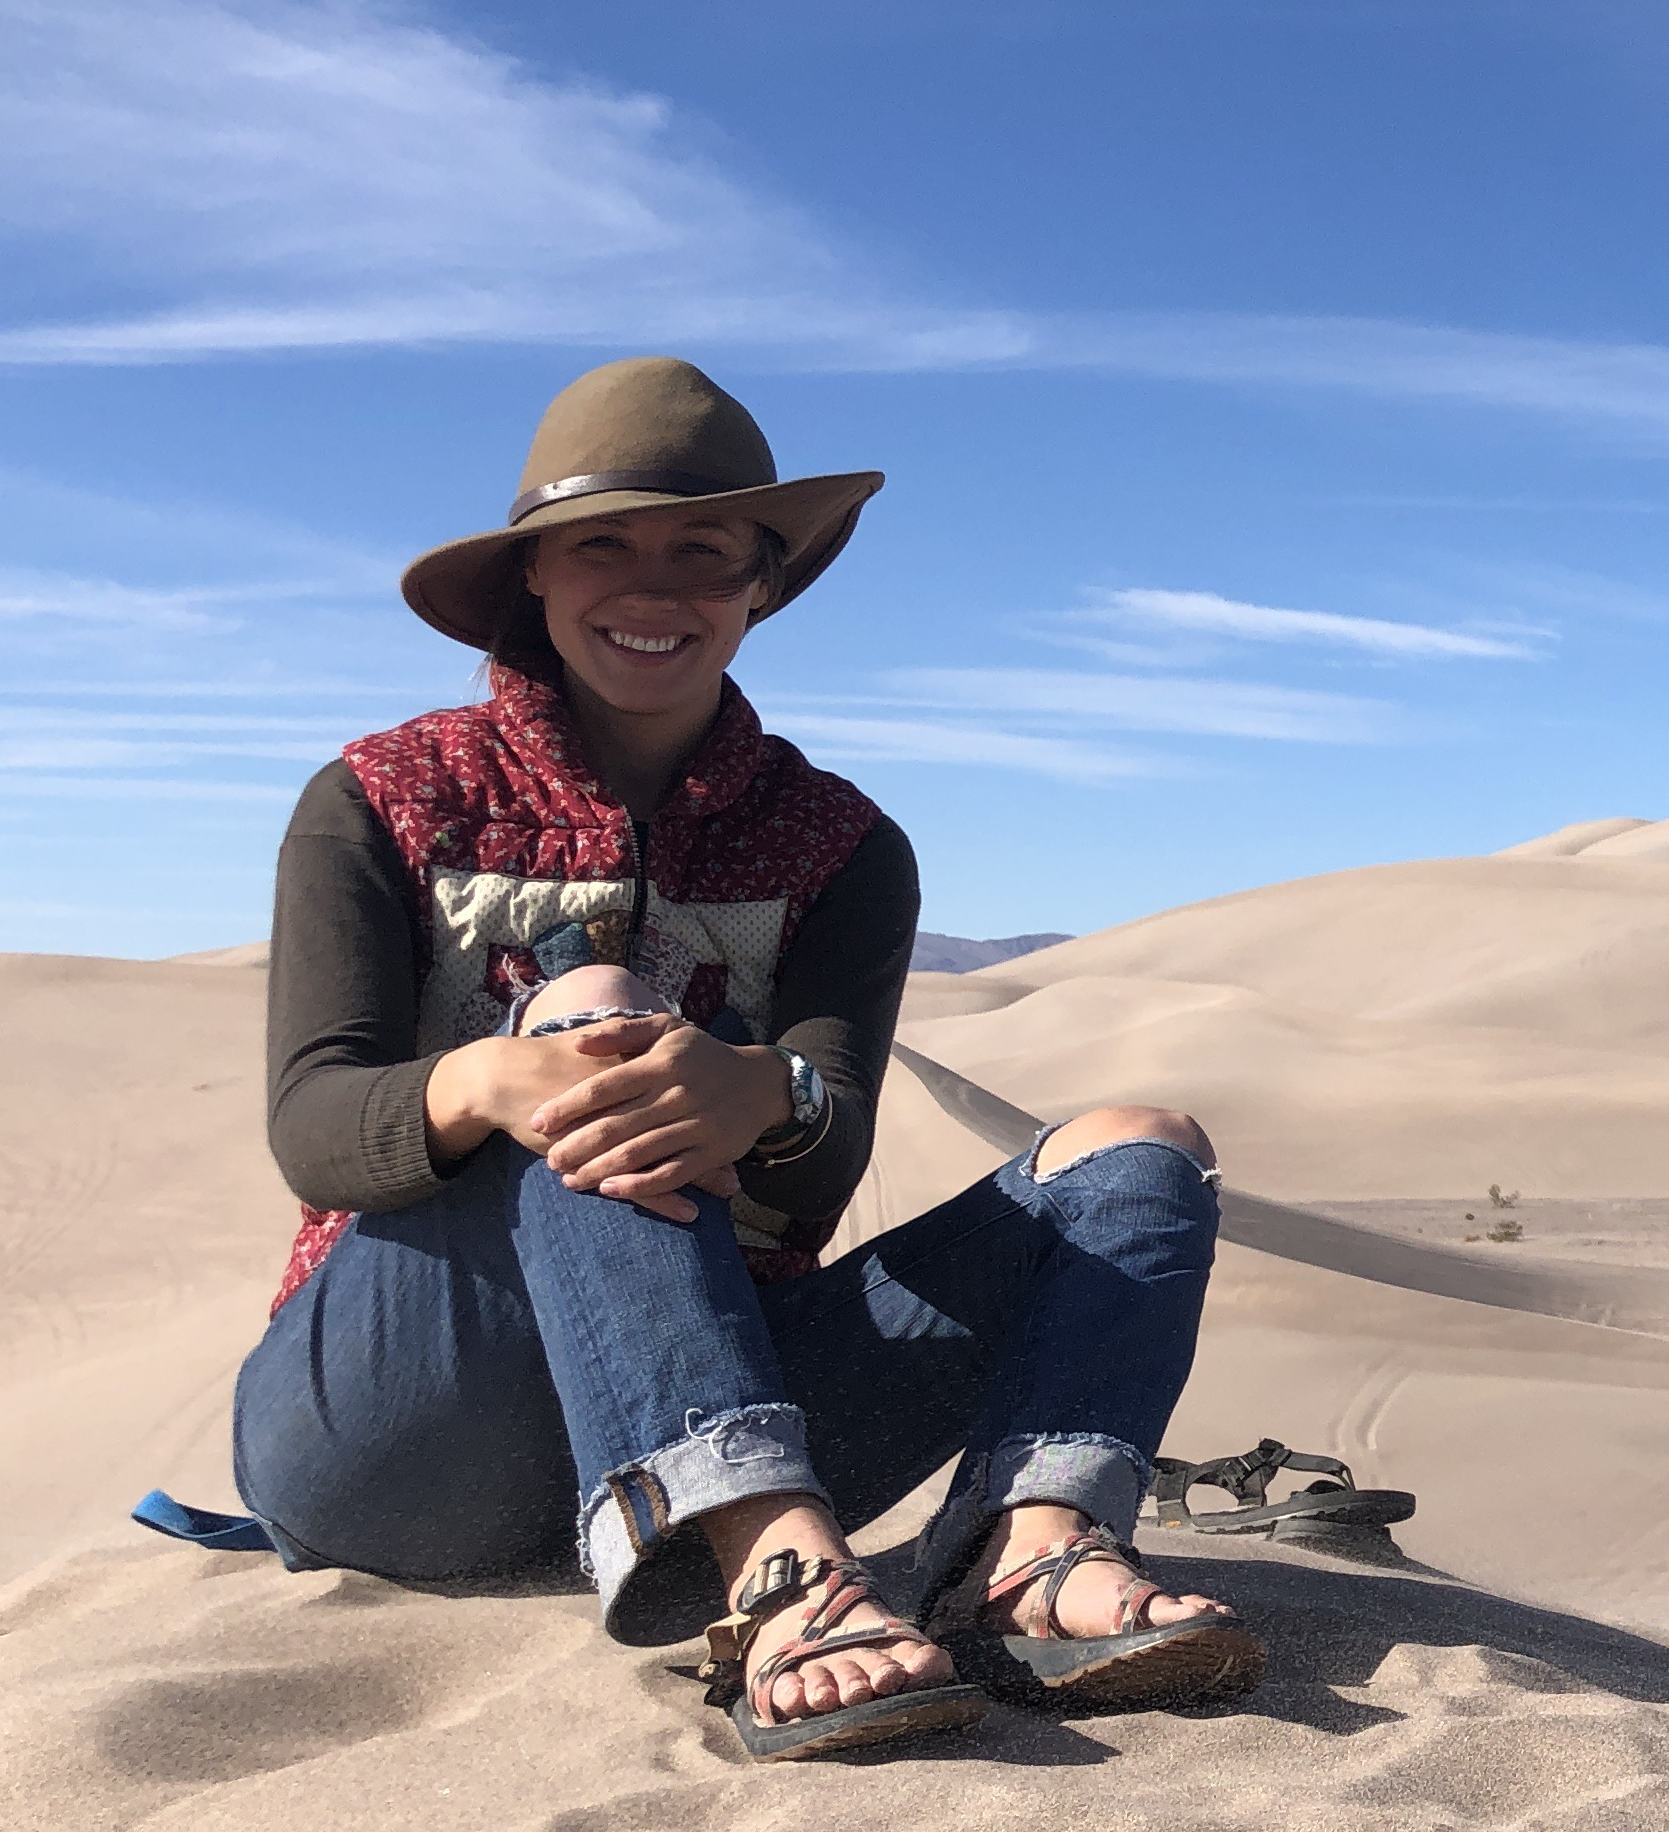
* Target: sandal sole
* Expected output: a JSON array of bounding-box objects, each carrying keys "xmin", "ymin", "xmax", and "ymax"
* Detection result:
[
  {"xmin": 731, "ymin": 1683, "xmax": 988, "ymax": 1762},
  {"xmin": 943, "ymin": 1621, "xmax": 1266, "ymax": 1713},
  {"xmin": 1024, "ymin": 1622, "xmax": 1268, "ymax": 1712},
  {"xmin": 1166, "ymin": 1490, "xmax": 1415, "ymax": 1536}
]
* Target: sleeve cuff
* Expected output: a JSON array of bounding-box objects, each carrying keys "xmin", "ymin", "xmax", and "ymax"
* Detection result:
[{"xmin": 354, "ymin": 1052, "xmax": 456, "ymax": 1210}]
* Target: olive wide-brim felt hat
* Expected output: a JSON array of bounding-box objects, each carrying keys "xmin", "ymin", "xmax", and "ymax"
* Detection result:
[{"xmin": 401, "ymin": 357, "xmax": 884, "ymax": 650}]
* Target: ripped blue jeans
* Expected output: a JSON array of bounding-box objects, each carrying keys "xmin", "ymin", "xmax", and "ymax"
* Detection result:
[{"xmin": 232, "ymin": 1128, "xmax": 1219, "ymax": 1645}]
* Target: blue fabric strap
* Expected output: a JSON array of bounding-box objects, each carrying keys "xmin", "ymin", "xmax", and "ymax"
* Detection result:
[{"xmin": 131, "ymin": 1489, "xmax": 276, "ymax": 1553}]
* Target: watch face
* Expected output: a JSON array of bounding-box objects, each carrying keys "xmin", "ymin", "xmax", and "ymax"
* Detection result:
[{"xmin": 800, "ymin": 1062, "xmax": 826, "ymax": 1124}]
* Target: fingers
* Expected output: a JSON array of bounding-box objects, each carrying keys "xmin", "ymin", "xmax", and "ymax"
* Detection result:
[
  {"xmin": 540, "ymin": 1087, "xmax": 684, "ymax": 1170},
  {"xmin": 527, "ymin": 1064, "xmax": 658, "ymax": 1138},
  {"xmin": 592, "ymin": 1154, "xmax": 706, "ymax": 1203},
  {"xmin": 564, "ymin": 1013, "xmax": 680, "ymax": 1056},
  {"xmin": 544, "ymin": 1151, "xmax": 731, "ymax": 1224},
  {"xmin": 559, "ymin": 1120, "xmax": 707, "ymax": 1191}
]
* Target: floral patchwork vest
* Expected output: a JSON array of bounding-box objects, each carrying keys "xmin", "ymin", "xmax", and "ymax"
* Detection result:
[{"xmin": 271, "ymin": 664, "xmax": 881, "ymax": 1312}]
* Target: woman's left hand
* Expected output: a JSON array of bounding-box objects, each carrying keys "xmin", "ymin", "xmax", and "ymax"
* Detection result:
[{"xmin": 528, "ymin": 1024, "xmax": 793, "ymax": 1212}]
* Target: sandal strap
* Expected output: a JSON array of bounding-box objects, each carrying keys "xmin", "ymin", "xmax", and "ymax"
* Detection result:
[
  {"xmin": 969, "ymin": 1523, "xmax": 1142, "ymax": 1641},
  {"xmin": 1152, "ymin": 1439, "xmax": 1356, "ymax": 1526},
  {"xmin": 696, "ymin": 1549, "xmax": 927, "ymax": 1727},
  {"xmin": 1109, "ymin": 1576, "xmax": 1165, "ymax": 1635},
  {"xmin": 1035, "ymin": 1527, "xmax": 1143, "ymax": 1639}
]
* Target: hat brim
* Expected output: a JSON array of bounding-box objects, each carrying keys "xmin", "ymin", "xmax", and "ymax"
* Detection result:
[{"xmin": 400, "ymin": 471, "xmax": 883, "ymax": 652}]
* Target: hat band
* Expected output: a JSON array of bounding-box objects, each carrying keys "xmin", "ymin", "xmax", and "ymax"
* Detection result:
[{"xmin": 507, "ymin": 469, "xmax": 746, "ymax": 526}]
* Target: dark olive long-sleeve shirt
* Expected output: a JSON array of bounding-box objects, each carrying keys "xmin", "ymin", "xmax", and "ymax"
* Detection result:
[{"xmin": 266, "ymin": 760, "xmax": 919, "ymax": 1248}]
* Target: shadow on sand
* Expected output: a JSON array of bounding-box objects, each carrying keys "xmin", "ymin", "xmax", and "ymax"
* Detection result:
[{"xmin": 853, "ymin": 1532, "xmax": 1669, "ymax": 1760}]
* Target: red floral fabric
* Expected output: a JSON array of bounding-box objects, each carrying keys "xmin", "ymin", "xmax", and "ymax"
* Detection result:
[{"xmin": 270, "ymin": 665, "xmax": 880, "ymax": 1313}]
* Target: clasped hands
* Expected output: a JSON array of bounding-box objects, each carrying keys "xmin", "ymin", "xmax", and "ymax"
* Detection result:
[{"xmin": 427, "ymin": 1012, "xmax": 793, "ymax": 1225}]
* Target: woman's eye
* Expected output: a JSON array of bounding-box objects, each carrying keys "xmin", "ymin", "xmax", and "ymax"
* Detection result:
[{"xmin": 576, "ymin": 536, "xmax": 627, "ymax": 554}]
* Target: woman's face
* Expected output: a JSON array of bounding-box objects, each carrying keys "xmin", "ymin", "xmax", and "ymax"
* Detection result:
[{"xmin": 524, "ymin": 507, "xmax": 766, "ymax": 722}]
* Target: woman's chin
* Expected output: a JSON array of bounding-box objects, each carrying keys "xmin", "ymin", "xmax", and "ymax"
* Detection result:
[{"xmin": 574, "ymin": 667, "xmax": 723, "ymax": 722}]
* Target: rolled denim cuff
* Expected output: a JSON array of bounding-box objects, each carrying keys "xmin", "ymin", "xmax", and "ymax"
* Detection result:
[
  {"xmin": 581, "ymin": 1403, "xmax": 830, "ymax": 1635},
  {"xmin": 911, "ymin": 1431, "xmax": 1151, "ymax": 1617}
]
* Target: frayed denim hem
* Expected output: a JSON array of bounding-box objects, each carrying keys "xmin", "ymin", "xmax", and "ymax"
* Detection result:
[
  {"xmin": 909, "ymin": 1431, "xmax": 1152, "ymax": 1619},
  {"xmin": 579, "ymin": 1402, "xmax": 830, "ymax": 1632},
  {"xmin": 1023, "ymin": 1123, "xmax": 1222, "ymax": 1189},
  {"xmin": 988, "ymin": 1430, "xmax": 1155, "ymax": 1508}
]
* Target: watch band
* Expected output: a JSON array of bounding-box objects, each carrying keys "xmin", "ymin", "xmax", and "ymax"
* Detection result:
[
  {"xmin": 746, "ymin": 1091, "xmax": 834, "ymax": 1167},
  {"xmin": 746, "ymin": 1046, "xmax": 830, "ymax": 1165}
]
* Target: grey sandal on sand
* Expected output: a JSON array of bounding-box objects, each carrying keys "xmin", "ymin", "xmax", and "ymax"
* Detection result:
[
  {"xmin": 928, "ymin": 1524, "xmax": 1265, "ymax": 1713},
  {"xmin": 697, "ymin": 1549, "xmax": 987, "ymax": 1762},
  {"xmin": 1152, "ymin": 1439, "xmax": 1415, "ymax": 1560}
]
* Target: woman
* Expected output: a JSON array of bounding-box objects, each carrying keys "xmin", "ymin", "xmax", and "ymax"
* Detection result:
[{"xmin": 235, "ymin": 357, "xmax": 1263, "ymax": 1761}]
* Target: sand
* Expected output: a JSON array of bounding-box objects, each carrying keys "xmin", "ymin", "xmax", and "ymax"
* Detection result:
[{"xmin": 3, "ymin": 821, "xmax": 1668, "ymax": 1828}]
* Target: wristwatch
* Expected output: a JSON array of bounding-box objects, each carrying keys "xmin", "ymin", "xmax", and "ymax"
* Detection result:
[{"xmin": 746, "ymin": 1046, "xmax": 830, "ymax": 1165}]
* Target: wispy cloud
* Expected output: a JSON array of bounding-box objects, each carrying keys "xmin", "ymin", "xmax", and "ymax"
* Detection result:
[
  {"xmin": 0, "ymin": 0, "xmax": 893, "ymax": 359},
  {"xmin": 16, "ymin": 775, "xmax": 297, "ymax": 802},
  {"xmin": 760, "ymin": 710, "xmax": 1156, "ymax": 784},
  {"xmin": 6, "ymin": 1, "xmax": 1669, "ymax": 439},
  {"xmin": 752, "ymin": 653, "xmax": 1408, "ymax": 785},
  {"xmin": 884, "ymin": 668, "xmax": 1399, "ymax": 742},
  {"xmin": 0, "ymin": 706, "xmax": 365, "ymax": 771},
  {"xmin": 0, "ymin": 568, "xmax": 369, "ymax": 628},
  {"xmin": 992, "ymin": 312, "xmax": 1669, "ymax": 435},
  {"xmin": 1086, "ymin": 587, "xmax": 1538, "ymax": 659},
  {"xmin": 2, "ymin": 677, "xmax": 435, "ymax": 698}
]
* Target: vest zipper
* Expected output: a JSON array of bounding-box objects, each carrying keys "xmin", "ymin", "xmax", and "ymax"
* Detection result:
[{"xmin": 626, "ymin": 819, "xmax": 650, "ymax": 971}]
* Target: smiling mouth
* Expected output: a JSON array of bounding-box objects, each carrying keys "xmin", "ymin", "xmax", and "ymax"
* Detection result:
[{"xmin": 602, "ymin": 628, "xmax": 692, "ymax": 655}]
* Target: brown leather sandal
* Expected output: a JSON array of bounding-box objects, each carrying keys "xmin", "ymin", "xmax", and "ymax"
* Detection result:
[
  {"xmin": 928, "ymin": 1523, "xmax": 1266, "ymax": 1712},
  {"xmin": 697, "ymin": 1548, "xmax": 987, "ymax": 1761}
]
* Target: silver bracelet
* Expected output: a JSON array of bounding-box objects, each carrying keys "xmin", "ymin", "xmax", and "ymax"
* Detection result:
[{"xmin": 747, "ymin": 1089, "xmax": 835, "ymax": 1167}]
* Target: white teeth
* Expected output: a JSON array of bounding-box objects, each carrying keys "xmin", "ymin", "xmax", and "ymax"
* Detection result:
[{"xmin": 605, "ymin": 629, "xmax": 683, "ymax": 654}]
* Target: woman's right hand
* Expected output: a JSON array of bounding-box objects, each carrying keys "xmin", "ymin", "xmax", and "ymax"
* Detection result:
[{"xmin": 422, "ymin": 1016, "xmax": 739, "ymax": 1223}]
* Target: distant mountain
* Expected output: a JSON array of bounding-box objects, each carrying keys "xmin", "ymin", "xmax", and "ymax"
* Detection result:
[
  {"xmin": 909, "ymin": 931, "xmax": 1073, "ymax": 974},
  {"xmin": 161, "ymin": 932, "xmax": 1078, "ymax": 976}
]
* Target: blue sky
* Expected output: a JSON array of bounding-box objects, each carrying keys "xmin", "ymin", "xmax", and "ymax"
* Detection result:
[{"xmin": 3, "ymin": 0, "xmax": 1668, "ymax": 955}]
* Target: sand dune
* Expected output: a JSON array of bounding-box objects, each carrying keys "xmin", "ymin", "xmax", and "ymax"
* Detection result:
[
  {"xmin": 884, "ymin": 1040, "xmax": 1669, "ymax": 1336},
  {"xmin": 897, "ymin": 842, "xmax": 1669, "ymax": 1198},
  {"xmin": 1496, "ymin": 815, "xmax": 1669, "ymax": 861},
  {"xmin": 4, "ymin": 818, "xmax": 1668, "ymax": 1828}
]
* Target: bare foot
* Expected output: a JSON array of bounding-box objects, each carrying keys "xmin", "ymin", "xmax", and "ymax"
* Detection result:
[
  {"xmin": 703, "ymin": 1493, "xmax": 954, "ymax": 1722},
  {"xmin": 977, "ymin": 1502, "xmax": 1235, "ymax": 1637}
]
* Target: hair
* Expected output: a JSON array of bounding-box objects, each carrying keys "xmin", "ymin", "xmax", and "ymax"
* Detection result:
[{"xmin": 483, "ymin": 521, "xmax": 788, "ymax": 682}]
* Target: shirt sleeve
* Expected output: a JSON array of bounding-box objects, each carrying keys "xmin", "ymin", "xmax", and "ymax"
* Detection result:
[
  {"xmin": 266, "ymin": 760, "xmax": 454, "ymax": 1212},
  {"xmin": 732, "ymin": 814, "xmax": 920, "ymax": 1246}
]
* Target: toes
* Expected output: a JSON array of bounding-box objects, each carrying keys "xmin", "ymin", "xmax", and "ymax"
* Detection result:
[
  {"xmin": 900, "ymin": 1640, "xmax": 956, "ymax": 1688},
  {"xmin": 827, "ymin": 1656, "xmax": 877, "ymax": 1707},
  {"xmin": 1149, "ymin": 1591, "xmax": 1234, "ymax": 1626},
  {"xmin": 756, "ymin": 1623, "xmax": 957, "ymax": 1723},
  {"xmin": 797, "ymin": 1662, "xmax": 843, "ymax": 1715}
]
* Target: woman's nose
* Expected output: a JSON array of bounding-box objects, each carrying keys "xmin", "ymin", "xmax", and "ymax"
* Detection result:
[{"xmin": 616, "ymin": 578, "xmax": 683, "ymax": 605}]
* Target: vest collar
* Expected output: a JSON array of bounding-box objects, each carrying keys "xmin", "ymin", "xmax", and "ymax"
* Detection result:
[{"xmin": 485, "ymin": 662, "xmax": 765, "ymax": 825}]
